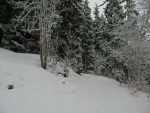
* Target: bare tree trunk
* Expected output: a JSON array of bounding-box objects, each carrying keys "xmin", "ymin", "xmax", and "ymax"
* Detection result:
[
  {"xmin": 43, "ymin": 42, "xmax": 48, "ymax": 69},
  {"xmin": 40, "ymin": 45, "xmax": 44, "ymax": 67},
  {"xmin": 39, "ymin": 0, "xmax": 58, "ymax": 69}
]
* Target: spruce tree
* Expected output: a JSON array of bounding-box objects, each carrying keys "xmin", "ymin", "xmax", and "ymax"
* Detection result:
[
  {"xmin": 93, "ymin": 5, "xmax": 106, "ymax": 51},
  {"xmin": 56, "ymin": 0, "xmax": 84, "ymax": 73},
  {"xmin": 93, "ymin": 4, "xmax": 107, "ymax": 75},
  {"xmin": 104, "ymin": 0, "xmax": 125, "ymax": 50},
  {"xmin": 105, "ymin": 0, "xmax": 125, "ymax": 33},
  {"xmin": 0, "ymin": 0, "xmax": 13, "ymax": 46},
  {"xmin": 82, "ymin": 0, "xmax": 95, "ymax": 73},
  {"xmin": 0, "ymin": 0, "xmax": 13, "ymax": 24},
  {"xmin": 125, "ymin": 0, "xmax": 138, "ymax": 21},
  {"xmin": 101, "ymin": 0, "xmax": 126, "ymax": 80},
  {"xmin": 2, "ymin": 0, "xmax": 40, "ymax": 53},
  {"xmin": 93, "ymin": 4, "xmax": 101, "ymax": 50}
]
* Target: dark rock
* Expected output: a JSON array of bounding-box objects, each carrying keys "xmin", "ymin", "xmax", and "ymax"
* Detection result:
[{"xmin": 8, "ymin": 84, "xmax": 14, "ymax": 90}]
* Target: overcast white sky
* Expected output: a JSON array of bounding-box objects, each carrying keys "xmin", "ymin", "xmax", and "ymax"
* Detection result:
[{"xmin": 89, "ymin": 0, "xmax": 106, "ymax": 17}]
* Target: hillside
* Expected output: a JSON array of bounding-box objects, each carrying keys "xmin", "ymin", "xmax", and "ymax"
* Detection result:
[{"xmin": 0, "ymin": 48, "xmax": 149, "ymax": 113}]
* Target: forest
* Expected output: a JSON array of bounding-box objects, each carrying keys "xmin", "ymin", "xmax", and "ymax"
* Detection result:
[{"xmin": 0, "ymin": 0, "xmax": 150, "ymax": 95}]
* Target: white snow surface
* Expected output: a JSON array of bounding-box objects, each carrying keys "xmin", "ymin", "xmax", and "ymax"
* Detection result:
[{"xmin": 0, "ymin": 48, "xmax": 149, "ymax": 113}]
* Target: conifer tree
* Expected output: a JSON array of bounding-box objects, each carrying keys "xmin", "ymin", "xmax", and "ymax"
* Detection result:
[
  {"xmin": 105, "ymin": 0, "xmax": 125, "ymax": 32},
  {"xmin": 93, "ymin": 5, "xmax": 106, "ymax": 51},
  {"xmin": 56, "ymin": 0, "xmax": 84, "ymax": 73},
  {"xmin": 101, "ymin": 0, "xmax": 126, "ymax": 79},
  {"xmin": 125, "ymin": 0, "xmax": 138, "ymax": 21},
  {"xmin": 0, "ymin": 0, "xmax": 13, "ymax": 46},
  {"xmin": 93, "ymin": 4, "xmax": 102, "ymax": 50},
  {"xmin": 93, "ymin": 4, "xmax": 107, "ymax": 74},
  {"xmin": 81, "ymin": 0, "xmax": 95, "ymax": 73}
]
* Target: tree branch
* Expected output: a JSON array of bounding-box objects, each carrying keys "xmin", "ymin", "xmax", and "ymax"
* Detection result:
[{"xmin": 98, "ymin": 0, "xmax": 107, "ymax": 7}]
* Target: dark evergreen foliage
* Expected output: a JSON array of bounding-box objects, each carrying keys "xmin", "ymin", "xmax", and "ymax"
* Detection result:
[
  {"xmin": 82, "ymin": 0, "xmax": 95, "ymax": 73},
  {"xmin": 0, "ymin": 0, "xmax": 14, "ymax": 46},
  {"xmin": 0, "ymin": 0, "xmax": 13, "ymax": 24},
  {"xmin": 94, "ymin": 0, "xmax": 127, "ymax": 82},
  {"xmin": 1, "ymin": 0, "xmax": 40, "ymax": 53},
  {"xmin": 0, "ymin": 27, "xmax": 3, "ymax": 45},
  {"xmin": 56, "ymin": 0, "xmax": 84, "ymax": 72}
]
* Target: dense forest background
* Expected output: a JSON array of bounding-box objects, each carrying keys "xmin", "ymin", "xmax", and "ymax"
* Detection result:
[{"xmin": 0, "ymin": 0, "xmax": 150, "ymax": 94}]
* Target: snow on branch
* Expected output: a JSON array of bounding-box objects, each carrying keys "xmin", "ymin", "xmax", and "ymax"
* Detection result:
[{"xmin": 13, "ymin": 0, "xmax": 59, "ymax": 34}]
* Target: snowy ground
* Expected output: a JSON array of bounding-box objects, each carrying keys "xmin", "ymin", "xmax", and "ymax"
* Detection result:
[{"xmin": 0, "ymin": 48, "xmax": 149, "ymax": 113}]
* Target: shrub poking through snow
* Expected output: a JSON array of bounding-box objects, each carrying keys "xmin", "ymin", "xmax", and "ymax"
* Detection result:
[{"xmin": 48, "ymin": 61, "xmax": 69, "ymax": 77}]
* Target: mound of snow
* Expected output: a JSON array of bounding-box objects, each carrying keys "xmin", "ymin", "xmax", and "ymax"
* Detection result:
[{"xmin": 0, "ymin": 48, "xmax": 149, "ymax": 113}]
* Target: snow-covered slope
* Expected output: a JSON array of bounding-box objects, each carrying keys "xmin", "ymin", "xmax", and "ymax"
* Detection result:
[{"xmin": 0, "ymin": 48, "xmax": 149, "ymax": 113}]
